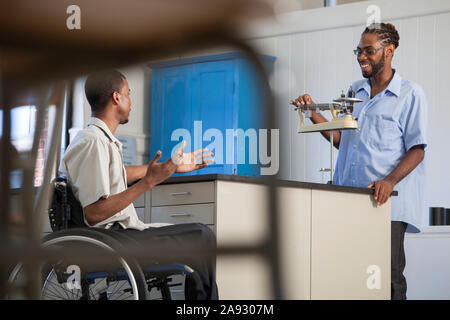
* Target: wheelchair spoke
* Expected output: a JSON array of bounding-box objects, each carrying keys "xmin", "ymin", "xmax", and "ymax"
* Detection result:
[
  {"xmin": 42, "ymin": 291, "xmax": 68, "ymax": 300},
  {"xmin": 43, "ymin": 282, "xmax": 72, "ymax": 300},
  {"xmin": 42, "ymin": 272, "xmax": 69, "ymax": 300},
  {"xmin": 43, "ymin": 271, "xmax": 81, "ymax": 300},
  {"xmin": 89, "ymin": 286, "xmax": 98, "ymax": 300},
  {"xmin": 108, "ymin": 280, "xmax": 131, "ymax": 300},
  {"xmin": 113, "ymin": 288, "xmax": 131, "ymax": 300},
  {"xmin": 88, "ymin": 278, "xmax": 105, "ymax": 297}
]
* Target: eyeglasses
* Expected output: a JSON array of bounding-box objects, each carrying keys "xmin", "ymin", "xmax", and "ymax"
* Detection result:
[{"xmin": 353, "ymin": 46, "xmax": 384, "ymax": 57}]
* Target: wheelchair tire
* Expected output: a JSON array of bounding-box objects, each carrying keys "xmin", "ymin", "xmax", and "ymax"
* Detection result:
[{"xmin": 8, "ymin": 228, "xmax": 149, "ymax": 300}]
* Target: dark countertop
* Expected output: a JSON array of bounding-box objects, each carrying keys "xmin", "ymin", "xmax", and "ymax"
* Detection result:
[{"xmin": 160, "ymin": 174, "xmax": 398, "ymax": 196}]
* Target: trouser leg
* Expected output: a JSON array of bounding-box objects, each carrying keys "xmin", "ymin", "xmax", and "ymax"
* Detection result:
[
  {"xmin": 391, "ymin": 221, "xmax": 407, "ymax": 300},
  {"xmin": 117, "ymin": 223, "xmax": 218, "ymax": 300}
]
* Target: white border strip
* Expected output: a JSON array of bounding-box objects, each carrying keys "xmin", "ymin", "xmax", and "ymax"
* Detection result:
[{"xmin": 242, "ymin": 0, "xmax": 450, "ymax": 40}]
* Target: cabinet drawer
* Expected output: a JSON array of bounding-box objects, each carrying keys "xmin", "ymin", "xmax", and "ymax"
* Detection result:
[
  {"xmin": 152, "ymin": 182, "xmax": 214, "ymax": 206},
  {"xmin": 133, "ymin": 193, "xmax": 146, "ymax": 208},
  {"xmin": 135, "ymin": 207, "xmax": 145, "ymax": 222},
  {"xmin": 151, "ymin": 203, "xmax": 214, "ymax": 225}
]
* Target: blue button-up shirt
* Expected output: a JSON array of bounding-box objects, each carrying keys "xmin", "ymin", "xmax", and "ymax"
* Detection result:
[{"xmin": 334, "ymin": 71, "xmax": 428, "ymax": 231}]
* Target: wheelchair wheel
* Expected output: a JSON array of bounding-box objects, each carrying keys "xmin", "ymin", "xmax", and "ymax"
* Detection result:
[{"xmin": 8, "ymin": 229, "xmax": 149, "ymax": 300}]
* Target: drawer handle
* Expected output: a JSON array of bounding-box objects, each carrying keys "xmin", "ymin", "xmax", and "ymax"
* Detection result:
[
  {"xmin": 169, "ymin": 213, "xmax": 191, "ymax": 217},
  {"xmin": 170, "ymin": 192, "xmax": 191, "ymax": 196}
]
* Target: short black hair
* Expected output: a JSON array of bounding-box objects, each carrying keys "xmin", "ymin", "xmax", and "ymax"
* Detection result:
[
  {"xmin": 363, "ymin": 22, "xmax": 400, "ymax": 49},
  {"xmin": 84, "ymin": 70, "xmax": 126, "ymax": 113}
]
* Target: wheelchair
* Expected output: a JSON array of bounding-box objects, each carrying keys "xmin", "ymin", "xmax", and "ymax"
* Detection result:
[{"xmin": 7, "ymin": 176, "xmax": 194, "ymax": 300}]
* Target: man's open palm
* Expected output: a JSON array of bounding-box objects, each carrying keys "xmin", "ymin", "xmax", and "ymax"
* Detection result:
[{"xmin": 172, "ymin": 141, "xmax": 214, "ymax": 173}]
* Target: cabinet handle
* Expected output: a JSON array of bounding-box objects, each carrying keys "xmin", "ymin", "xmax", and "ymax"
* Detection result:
[
  {"xmin": 169, "ymin": 213, "xmax": 191, "ymax": 217},
  {"xmin": 170, "ymin": 192, "xmax": 191, "ymax": 196},
  {"xmin": 170, "ymin": 289, "xmax": 184, "ymax": 293}
]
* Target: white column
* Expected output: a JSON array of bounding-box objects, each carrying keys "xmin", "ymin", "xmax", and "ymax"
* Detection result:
[{"xmin": 69, "ymin": 77, "xmax": 85, "ymax": 142}]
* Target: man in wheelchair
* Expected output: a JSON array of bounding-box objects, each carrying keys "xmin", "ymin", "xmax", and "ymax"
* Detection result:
[{"xmin": 57, "ymin": 70, "xmax": 217, "ymax": 300}]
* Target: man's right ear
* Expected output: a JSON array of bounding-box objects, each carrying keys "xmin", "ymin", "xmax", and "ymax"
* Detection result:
[{"xmin": 112, "ymin": 91, "xmax": 121, "ymax": 105}]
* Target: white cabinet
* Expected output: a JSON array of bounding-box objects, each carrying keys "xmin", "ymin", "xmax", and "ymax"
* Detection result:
[{"xmin": 140, "ymin": 176, "xmax": 391, "ymax": 300}]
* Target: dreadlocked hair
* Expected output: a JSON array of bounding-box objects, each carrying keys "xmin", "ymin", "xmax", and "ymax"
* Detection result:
[{"xmin": 362, "ymin": 22, "xmax": 400, "ymax": 49}]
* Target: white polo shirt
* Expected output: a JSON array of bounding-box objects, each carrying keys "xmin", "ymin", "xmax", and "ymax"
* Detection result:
[{"xmin": 59, "ymin": 117, "xmax": 150, "ymax": 230}]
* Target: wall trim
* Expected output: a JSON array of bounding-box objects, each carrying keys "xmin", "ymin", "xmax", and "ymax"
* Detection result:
[
  {"xmin": 148, "ymin": 52, "xmax": 276, "ymax": 69},
  {"xmin": 242, "ymin": 0, "xmax": 450, "ymax": 40}
]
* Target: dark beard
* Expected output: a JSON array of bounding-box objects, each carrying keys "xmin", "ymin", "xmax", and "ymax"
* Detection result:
[{"xmin": 363, "ymin": 50, "xmax": 385, "ymax": 78}]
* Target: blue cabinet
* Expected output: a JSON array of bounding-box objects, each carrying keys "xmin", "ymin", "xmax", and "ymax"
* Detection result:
[{"xmin": 149, "ymin": 53, "xmax": 275, "ymax": 176}]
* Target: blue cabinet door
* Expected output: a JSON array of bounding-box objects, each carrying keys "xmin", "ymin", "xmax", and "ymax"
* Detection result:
[
  {"xmin": 235, "ymin": 57, "xmax": 270, "ymax": 177},
  {"xmin": 191, "ymin": 60, "xmax": 235, "ymax": 175},
  {"xmin": 150, "ymin": 66, "xmax": 192, "ymax": 163}
]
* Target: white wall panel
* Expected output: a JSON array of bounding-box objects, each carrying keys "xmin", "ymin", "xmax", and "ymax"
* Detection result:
[
  {"xmin": 351, "ymin": 25, "xmax": 365, "ymax": 84},
  {"xmin": 433, "ymin": 12, "xmax": 450, "ymax": 209},
  {"xmin": 290, "ymin": 33, "xmax": 307, "ymax": 181},
  {"xmin": 335, "ymin": 26, "xmax": 357, "ymax": 96},
  {"xmin": 417, "ymin": 15, "xmax": 438, "ymax": 220},
  {"xmin": 303, "ymin": 31, "xmax": 326, "ymax": 183},
  {"xmin": 274, "ymin": 35, "xmax": 293, "ymax": 180},
  {"xmin": 392, "ymin": 18, "xmax": 418, "ymax": 83}
]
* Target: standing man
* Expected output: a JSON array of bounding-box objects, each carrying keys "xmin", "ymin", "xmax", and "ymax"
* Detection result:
[
  {"xmin": 291, "ymin": 23, "xmax": 428, "ymax": 300},
  {"xmin": 60, "ymin": 69, "xmax": 217, "ymax": 299}
]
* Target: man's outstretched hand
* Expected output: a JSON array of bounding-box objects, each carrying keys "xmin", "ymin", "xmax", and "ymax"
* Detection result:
[
  {"xmin": 143, "ymin": 141, "xmax": 214, "ymax": 189},
  {"xmin": 172, "ymin": 141, "xmax": 214, "ymax": 173},
  {"xmin": 143, "ymin": 150, "xmax": 178, "ymax": 188}
]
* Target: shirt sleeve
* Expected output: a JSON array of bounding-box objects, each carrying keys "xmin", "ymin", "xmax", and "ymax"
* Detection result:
[
  {"xmin": 402, "ymin": 86, "xmax": 428, "ymax": 152},
  {"xmin": 63, "ymin": 137, "xmax": 111, "ymax": 208}
]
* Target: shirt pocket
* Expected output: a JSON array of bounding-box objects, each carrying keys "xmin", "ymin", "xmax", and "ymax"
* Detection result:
[{"xmin": 366, "ymin": 115, "xmax": 402, "ymax": 151}]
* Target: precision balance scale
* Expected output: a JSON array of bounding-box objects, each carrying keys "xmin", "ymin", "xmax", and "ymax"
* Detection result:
[{"xmin": 292, "ymin": 87, "xmax": 363, "ymax": 184}]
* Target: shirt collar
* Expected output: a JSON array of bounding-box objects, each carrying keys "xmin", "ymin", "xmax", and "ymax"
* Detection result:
[
  {"xmin": 354, "ymin": 69, "xmax": 402, "ymax": 98},
  {"xmin": 385, "ymin": 70, "xmax": 402, "ymax": 97},
  {"xmin": 88, "ymin": 117, "xmax": 121, "ymax": 146},
  {"xmin": 355, "ymin": 80, "xmax": 371, "ymax": 97}
]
